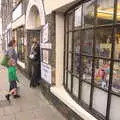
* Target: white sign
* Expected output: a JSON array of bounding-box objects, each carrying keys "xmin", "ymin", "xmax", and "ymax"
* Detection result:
[
  {"xmin": 40, "ymin": 43, "xmax": 52, "ymax": 49},
  {"xmin": 41, "ymin": 62, "xmax": 51, "ymax": 84},
  {"xmin": 43, "ymin": 50, "xmax": 49, "ymax": 64},
  {"xmin": 42, "ymin": 23, "xmax": 48, "ymax": 43},
  {"xmin": 12, "ymin": 3, "xmax": 22, "ymax": 21}
]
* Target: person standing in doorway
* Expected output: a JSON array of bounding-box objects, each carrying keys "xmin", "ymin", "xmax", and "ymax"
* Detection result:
[{"xmin": 29, "ymin": 38, "xmax": 40, "ymax": 87}]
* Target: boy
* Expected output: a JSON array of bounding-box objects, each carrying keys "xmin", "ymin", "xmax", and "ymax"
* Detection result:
[{"xmin": 5, "ymin": 58, "xmax": 20, "ymax": 102}]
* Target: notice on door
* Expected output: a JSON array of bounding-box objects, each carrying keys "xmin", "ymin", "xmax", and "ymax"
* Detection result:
[{"xmin": 41, "ymin": 62, "xmax": 51, "ymax": 84}]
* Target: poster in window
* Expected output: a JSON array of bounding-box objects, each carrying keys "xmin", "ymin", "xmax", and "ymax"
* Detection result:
[
  {"xmin": 43, "ymin": 50, "xmax": 49, "ymax": 64},
  {"xmin": 42, "ymin": 23, "xmax": 48, "ymax": 43}
]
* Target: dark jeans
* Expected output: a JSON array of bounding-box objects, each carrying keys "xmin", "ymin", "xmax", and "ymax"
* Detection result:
[{"xmin": 30, "ymin": 60, "xmax": 40, "ymax": 87}]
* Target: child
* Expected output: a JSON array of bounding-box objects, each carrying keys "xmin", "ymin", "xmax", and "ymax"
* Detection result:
[{"xmin": 5, "ymin": 58, "xmax": 20, "ymax": 102}]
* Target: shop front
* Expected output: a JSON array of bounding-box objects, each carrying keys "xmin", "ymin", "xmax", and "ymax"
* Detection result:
[{"xmin": 63, "ymin": 0, "xmax": 120, "ymax": 120}]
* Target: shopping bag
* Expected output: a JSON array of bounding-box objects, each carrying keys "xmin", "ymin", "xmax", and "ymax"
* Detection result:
[{"xmin": 1, "ymin": 55, "xmax": 9, "ymax": 67}]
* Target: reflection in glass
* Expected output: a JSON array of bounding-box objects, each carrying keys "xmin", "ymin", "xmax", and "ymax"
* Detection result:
[
  {"xmin": 112, "ymin": 62, "xmax": 120, "ymax": 93},
  {"xmin": 114, "ymin": 28, "xmax": 120, "ymax": 59},
  {"xmin": 81, "ymin": 30, "xmax": 93, "ymax": 55},
  {"xmin": 96, "ymin": 0, "xmax": 114, "ymax": 25},
  {"xmin": 81, "ymin": 56, "xmax": 92, "ymax": 82},
  {"xmin": 117, "ymin": 0, "xmax": 120, "ymax": 23},
  {"xmin": 83, "ymin": 0, "xmax": 95, "ymax": 27},
  {"xmin": 74, "ymin": 6, "xmax": 82, "ymax": 27},
  {"xmin": 94, "ymin": 59, "xmax": 110, "ymax": 89},
  {"xmin": 95, "ymin": 28, "xmax": 112, "ymax": 58}
]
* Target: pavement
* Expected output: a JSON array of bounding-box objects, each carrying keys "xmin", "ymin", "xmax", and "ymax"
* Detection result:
[{"xmin": 0, "ymin": 47, "xmax": 66, "ymax": 120}]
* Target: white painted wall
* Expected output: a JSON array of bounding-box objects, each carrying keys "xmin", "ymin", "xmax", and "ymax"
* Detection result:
[
  {"xmin": 44, "ymin": 0, "xmax": 75, "ymax": 14},
  {"xmin": 56, "ymin": 13, "xmax": 64, "ymax": 86}
]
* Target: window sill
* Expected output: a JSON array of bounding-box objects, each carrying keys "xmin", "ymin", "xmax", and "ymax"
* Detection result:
[{"xmin": 50, "ymin": 86, "xmax": 97, "ymax": 120}]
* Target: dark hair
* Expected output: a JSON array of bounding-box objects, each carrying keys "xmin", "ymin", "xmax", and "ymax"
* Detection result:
[{"xmin": 8, "ymin": 40, "xmax": 16, "ymax": 47}]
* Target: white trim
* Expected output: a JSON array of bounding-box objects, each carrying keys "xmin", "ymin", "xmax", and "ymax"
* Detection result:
[
  {"xmin": 17, "ymin": 60, "xmax": 25, "ymax": 69},
  {"xmin": 50, "ymin": 86, "xmax": 98, "ymax": 120},
  {"xmin": 12, "ymin": 15, "xmax": 25, "ymax": 29}
]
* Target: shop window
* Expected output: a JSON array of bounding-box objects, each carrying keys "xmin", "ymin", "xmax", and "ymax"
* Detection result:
[
  {"xmin": 96, "ymin": 0, "xmax": 114, "ymax": 25},
  {"xmin": 69, "ymin": 13, "xmax": 74, "ymax": 31},
  {"xmin": 112, "ymin": 62, "xmax": 120, "ymax": 93},
  {"xmin": 81, "ymin": 82, "xmax": 91, "ymax": 105},
  {"xmin": 83, "ymin": 0, "xmax": 95, "ymax": 28},
  {"xmin": 114, "ymin": 28, "xmax": 120, "ymax": 59},
  {"xmin": 68, "ymin": 32, "xmax": 72, "ymax": 52},
  {"xmin": 73, "ymin": 76, "xmax": 79, "ymax": 97},
  {"xmin": 81, "ymin": 30, "xmax": 93, "ymax": 56},
  {"xmin": 81, "ymin": 56, "xmax": 92, "ymax": 82},
  {"xmin": 95, "ymin": 28, "xmax": 112, "ymax": 58},
  {"xmin": 17, "ymin": 27, "xmax": 25, "ymax": 62},
  {"xmin": 68, "ymin": 53, "xmax": 72, "ymax": 71},
  {"xmin": 110, "ymin": 95, "xmax": 120, "ymax": 120},
  {"xmin": 93, "ymin": 88, "xmax": 107, "ymax": 116},
  {"xmin": 74, "ymin": 6, "xmax": 82, "ymax": 28},
  {"xmin": 117, "ymin": 0, "xmax": 120, "ymax": 23},
  {"xmin": 94, "ymin": 59, "xmax": 110, "ymax": 89}
]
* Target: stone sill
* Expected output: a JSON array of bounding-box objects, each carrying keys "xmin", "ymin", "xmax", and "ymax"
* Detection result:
[{"xmin": 50, "ymin": 86, "xmax": 98, "ymax": 120}]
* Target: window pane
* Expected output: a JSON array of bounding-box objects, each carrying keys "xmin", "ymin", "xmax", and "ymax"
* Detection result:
[
  {"xmin": 117, "ymin": 0, "xmax": 120, "ymax": 23},
  {"xmin": 114, "ymin": 28, "xmax": 120, "ymax": 59},
  {"xmin": 81, "ymin": 56, "xmax": 92, "ymax": 82},
  {"xmin": 74, "ymin": 6, "xmax": 82, "ymax": 27},
  {"xmin": 69, "ymin": 13, "xmax": 73, "ymax": 31},
  {"xmin": 94, "ymin": 59, "xmax": 110, "ymax": 89},
  {"xmin": 96, "ymin": 0, "xmax": 114, "ymax": 25},
  {"xmin": 68, "ymin": 53, "xmax": 72, "ymax": 71},
  {"xmin": 112, "ymin": 62, "xmax": 120, "ymax": 93},
  {"xmin": 67, "ymin": 72, "xmax": 71, "ymax": 91},
  {"xmin": 95, "ymin": 28, "xmax": 112, "ymax": 58},
  {"xmin": 110, "ymin": 95, "xmax": 120, "ymax": 120},
  {"xmin": 73, "ymin": 31, "xmax": 80, "ymax": 53},
  {"xmin": 68, "ymin": 32, "xmax": 72, "ymax": 51},
  {"xmin": 81, "ymin": 30, "xmax": 93, "ymax": 55},
  {"xmin": 83, "ymin": 0, "xmax": 95, "ymax": 28},
  {"xmin": 73, "ymin": 53, "xmax": 80, "ymax": 76},
  {"xmin": 81, "ymin": 82, "xmax": 90, "ymax": 105},
  {"xmin": 93, "ymin": 88, "xmax": 107, "ymax": 116},
  {"xmin": 73, "ymin": 76, "xmax": 79, "ymax": 97}
]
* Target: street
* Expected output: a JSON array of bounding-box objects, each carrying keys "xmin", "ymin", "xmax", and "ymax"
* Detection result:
[{"xmin": 0, "ymin": 64, "xmax": 66, "ymax": 120}]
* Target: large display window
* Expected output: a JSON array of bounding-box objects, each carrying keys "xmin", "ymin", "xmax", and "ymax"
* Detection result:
[{"xmin": 64, "ymin": 0, "xmax": 120, "ymax": 120}]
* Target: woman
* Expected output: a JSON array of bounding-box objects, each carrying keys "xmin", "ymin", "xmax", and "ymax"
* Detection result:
[
  {"xmin": 29, "ymin": 39, "xmax": 40, "ymax": 87},
  {"xmin": 5, "ymin": 40, "xmax": 20, "ymax": 100}
]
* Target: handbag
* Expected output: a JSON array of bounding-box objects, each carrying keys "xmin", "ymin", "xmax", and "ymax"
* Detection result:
[{"xmin": 1, "ymin": 55, "xmax": 9, "ymax": 67}]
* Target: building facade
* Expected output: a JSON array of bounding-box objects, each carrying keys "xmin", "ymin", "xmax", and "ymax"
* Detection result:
[{"xmin": 2, "ymin": 0, "xmax": 120, "ymax": 120}]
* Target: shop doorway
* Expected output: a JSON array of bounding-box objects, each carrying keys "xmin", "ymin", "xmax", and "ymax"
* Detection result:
[{"xmin": 27, "ymin": 30, "xmax": 41, "ymax": 83}]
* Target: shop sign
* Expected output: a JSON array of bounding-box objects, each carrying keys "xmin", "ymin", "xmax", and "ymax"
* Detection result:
[
  {"xmin": 41, "ymin": 62, "xmax": 51, "ymax": 84},
  {"xmin": 40, "ymin": 43, "xmax": 52, "ymax": 49},
  {"xmin": 43, "ymin": 50, "xmax": 49, "ymax": 64},
  {"xmin": 42, "ymin": 23, "xmax": 48, "ymax": 43}
]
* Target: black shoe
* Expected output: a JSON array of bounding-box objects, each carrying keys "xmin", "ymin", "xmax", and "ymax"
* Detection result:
[
  {"xmin": 14, "ymin": 94, "xmax": 20, "ymax": 99},
  {"xmin": 5, "ymin": 94, "xmax": 10, "ymax": 102}
]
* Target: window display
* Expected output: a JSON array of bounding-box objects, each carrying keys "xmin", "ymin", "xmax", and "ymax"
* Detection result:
[
  {"xmin": 94, "ymin": 59, "xmax": 110, "ymax": 89},
  {"xmin": 64, "ymin": 0, "xmax": 120, "ymax": 119},
  {"xmin": 96, "ymin": 0, "xmax": 114, "ymax": 25}
]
